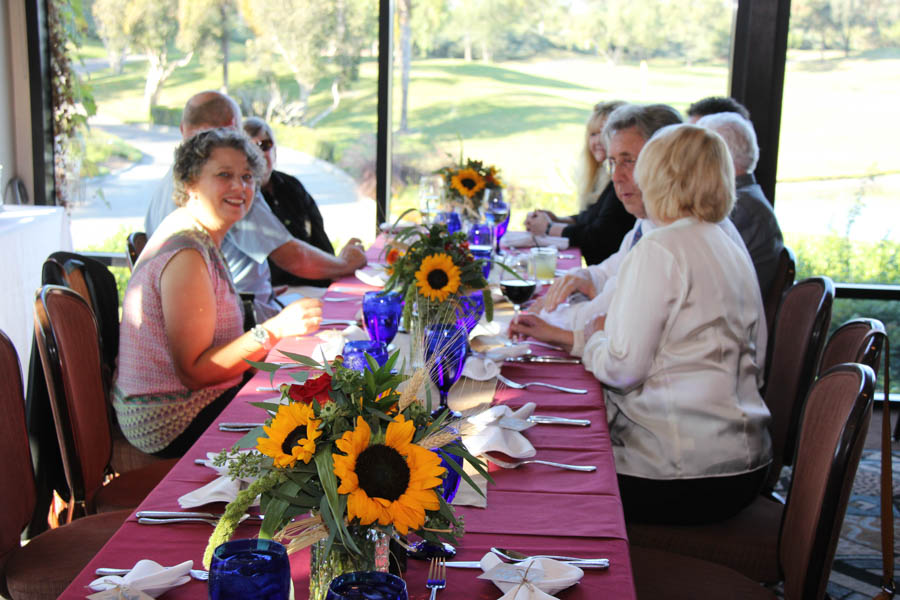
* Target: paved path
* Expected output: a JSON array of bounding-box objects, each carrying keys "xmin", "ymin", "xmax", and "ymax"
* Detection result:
[{"xmin": 69, "ymin": 117, "xmax": 375, "ymax": 249}]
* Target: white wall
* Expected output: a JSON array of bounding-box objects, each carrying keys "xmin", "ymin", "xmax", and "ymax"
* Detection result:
[{"xmin": 0, "ymin": 2, "xmax": 34, "ymax": 205}]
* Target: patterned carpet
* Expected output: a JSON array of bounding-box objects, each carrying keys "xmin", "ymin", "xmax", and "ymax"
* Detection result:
[{"xmin": 774, "ymin": 450, "xmax": 900, "ymax": 599}]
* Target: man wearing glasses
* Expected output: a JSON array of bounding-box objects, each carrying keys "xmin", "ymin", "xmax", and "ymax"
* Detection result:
[{"xmin": 144, "ymin": 91, "xmax": 366, "ymax": 326}]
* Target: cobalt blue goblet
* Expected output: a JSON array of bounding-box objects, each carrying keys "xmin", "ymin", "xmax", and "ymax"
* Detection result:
[
  {"xmin": 456, "ymin": 291, "xmax": 485, "ymax": 334},
  {"xmin": 326, "ymin": 571, "xmax": 408, "ymax": 600},
  {"xmin": 434, "ymin": 210, "xmax": 461, "ymax": 234},
  {"xmin": 209, "ymin": 539, "xmax": 291, "ymax": 600},
  {"xmin": 424, "ymin": 322, "xmax": 468, "ymax": 414},
  {"xmin": 342, "ymin": 340, "xmax": 389, "ymax": 372},
  {"xmin": 362, "ymin": 291, "xmax": 404, "ymax": 347}
]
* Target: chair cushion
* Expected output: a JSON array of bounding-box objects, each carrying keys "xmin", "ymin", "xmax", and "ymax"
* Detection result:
[
  {"xmin": 5, "ymin": 509, "xmax": 130, "ymax": 600},
  {"xmin": 110, "ymin": 436, "xmax": 167, "ymax": 474},
  {"xmin": 626, "ymin": 494, "xmax": 783, "ymax": 583},
  {"xmin": 630, "ymin": 546, "xmax": 777, "ymax": 600},
  {"xmin": 92, "ymin": 458, "xmax": 177, "ymax": 513}
]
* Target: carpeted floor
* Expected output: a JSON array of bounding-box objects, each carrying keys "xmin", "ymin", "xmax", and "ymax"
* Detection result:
[{"xmin": 825, "ymin": 449, "xmax": 899, "ymax": 599}]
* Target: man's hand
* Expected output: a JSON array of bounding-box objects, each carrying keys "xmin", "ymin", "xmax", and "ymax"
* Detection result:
[
  {"xmin": 266, "ymin": 298, "xmax": 323, "ymax": 337},
  {"xmin": 538, "ymin": 271, "xmax": 596, "ymax": 312},
  {"xmin": 338, "ymin": 238, "xmax": 367, "ymax": 271}
]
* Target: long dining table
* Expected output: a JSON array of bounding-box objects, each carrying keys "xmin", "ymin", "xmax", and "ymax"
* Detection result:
[{"xmin": 59, "ymin": 243, "xmax": 636, "ymax": 600}]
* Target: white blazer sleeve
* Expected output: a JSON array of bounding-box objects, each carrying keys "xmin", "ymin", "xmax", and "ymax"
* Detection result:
[{"xmin": 583, "ymin": 239, "xmax": 683, "ymax": 392}]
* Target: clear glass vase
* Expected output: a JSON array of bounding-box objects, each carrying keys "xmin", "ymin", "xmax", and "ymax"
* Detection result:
[{"xmin": 308, "ymin": 527, "xmax": 389, "ymax": 600}]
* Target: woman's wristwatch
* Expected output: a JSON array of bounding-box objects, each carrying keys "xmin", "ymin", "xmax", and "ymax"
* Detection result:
[
  {"xmin": 251, "ymin": 325, "xmax": 274, "ymax": 351},
  {"xmin": 545, "ymin": 222, "xmax": 553, "ymax": 236}
]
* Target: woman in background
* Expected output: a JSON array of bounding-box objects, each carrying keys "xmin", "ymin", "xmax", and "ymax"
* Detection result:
[{"xmin": 523, "ymin": 100, "xmax": 635, "ymax": 265}]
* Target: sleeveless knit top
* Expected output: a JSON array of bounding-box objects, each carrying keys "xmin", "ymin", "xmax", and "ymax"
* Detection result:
[{"xmin": 113, "ymin": 212, "xmax": 244, "ymax": 453}]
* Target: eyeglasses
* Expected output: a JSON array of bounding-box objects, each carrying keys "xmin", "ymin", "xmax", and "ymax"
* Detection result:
[
  {"xmin": 607, "ymin": 157, "xmax": 636, "ymax": 174},
  {"xmin": 256, "ymin": 139, "xmax": 274, "ymax": 152}
]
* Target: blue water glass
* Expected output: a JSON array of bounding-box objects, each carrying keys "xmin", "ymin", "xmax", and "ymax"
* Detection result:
[
  {"xmin": 424, "ymin": 322, "xmax": 469, "ymax": 412},
  {"xmin": 326, "ymin": 571, "xmax": 408, "ymax": 600},
  {"xmin": 342, "ymin": 340, "xmax": 389, "ymax": 372},
  {"xmin": 362, "ymin": 291, "xmax": 404, "ymax": 345},
  {"xmin": 208, "ymin": 539, "xmax": 291, "ymax": 600},
  {"xmin": 456, "ymin": 291, "xmax": 485, "ymax": 334},
  {"xmin": 435, "ymin": 210, "xmax": 461, "ymax": 234},
  {"xmin": 484, "ymin": 189, "xmax": 509, "ymax": 254},
  {"xmin": 470, "ymin": 245, "xmax": 492, "ymax": 280}
]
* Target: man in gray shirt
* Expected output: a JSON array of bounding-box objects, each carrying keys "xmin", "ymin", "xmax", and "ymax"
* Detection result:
[
  {"xmin": 697, "ymin": 111, "xmax": 784, "ymax": 299},
  {"xmin": 144, "ymin": 91, "xmax": 367, "ymax": 321}
]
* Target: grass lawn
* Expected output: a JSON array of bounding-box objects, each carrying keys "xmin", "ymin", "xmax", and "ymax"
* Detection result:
[{"xmin": 76, "ymin": 42, "xmax": 900, "ymax": 238}]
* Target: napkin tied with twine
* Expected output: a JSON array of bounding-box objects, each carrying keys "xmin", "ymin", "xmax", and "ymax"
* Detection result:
[
  {"xmin": 88, "ymin": 560, "xmax": 193, "ymax": 599},
  {"xmin": 478, "ymin": 553, "xmax": 584, "ymax": 600}
]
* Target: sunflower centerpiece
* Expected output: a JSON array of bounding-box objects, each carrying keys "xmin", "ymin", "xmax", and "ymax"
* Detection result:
[
  {"xmin": 382, "ymin": 213, "xmax": 493, "ymax": 361},
  {"xmin": 202, "ymin": 351, "xmax": 488, "ymax": 600},
  {"xmin": 437, "ymin": 158, "xmax": 503, "ymax": 222}
]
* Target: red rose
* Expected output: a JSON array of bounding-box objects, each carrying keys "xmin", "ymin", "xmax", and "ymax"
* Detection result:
[{"xmin": 287, "ymin": 373, "xmax": 332, "ymax": 405}]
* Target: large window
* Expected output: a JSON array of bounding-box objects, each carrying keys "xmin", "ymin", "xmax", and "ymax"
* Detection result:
[
  {"xmin": 778, "ymin": 1, "xmax": 900, "ymax": 389},
  {"xmin": 387, "ymin": 0, "xmax": 738, "ymax": 228}
]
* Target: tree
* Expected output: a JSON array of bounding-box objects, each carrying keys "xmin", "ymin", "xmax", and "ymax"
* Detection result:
[
  {"xmin": 91, "ymin": 0, "xmax": 129, "ymax": 73},
  {"xmin": 178, "ymin": 0, "xmax": 240, "ymax": 92},
  {"xmin": 92, "ymin": 0, "xmax": 193, "ymax": 114},
  {"xmin": 238, "ymin": 0, "xmax": 372, "ymax": 126}
]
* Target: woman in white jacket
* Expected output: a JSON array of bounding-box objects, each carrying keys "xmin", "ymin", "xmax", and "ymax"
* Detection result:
[{"xmin": 583, "ymin": 124, "xmax": 771, "ymax": 524}]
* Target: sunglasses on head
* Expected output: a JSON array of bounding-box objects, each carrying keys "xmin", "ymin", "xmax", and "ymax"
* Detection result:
[{"xmin": 256, "ymin": 139, "xmax": 274, "ymax": 152}]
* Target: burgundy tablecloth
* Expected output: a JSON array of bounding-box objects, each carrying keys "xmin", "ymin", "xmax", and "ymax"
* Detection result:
[{"xmin": 59, "ymin": 244, "xmax": 635, "ymax": 600}]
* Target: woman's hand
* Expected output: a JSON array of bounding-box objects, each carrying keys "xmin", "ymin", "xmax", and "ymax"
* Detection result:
[
  {"xmin": 524, "ymin": 211, "xmax": 552, "ymax": 235},
  {"xmin": 507, "ymin": 313, "xmax": 574, "ymax": 352},
  {"xmin": 585, "ymin": 314, "xmax": 607, "ymax": 340},
  {"xmin": 539, "ymin": 271, "xmax": 596, "ymax": 312},
  {"xmin": 265, "ymin": 298, "xmax": 323, "ymax": 338}
]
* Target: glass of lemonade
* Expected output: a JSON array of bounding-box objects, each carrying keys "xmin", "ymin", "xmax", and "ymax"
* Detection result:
[{"xmin": 531, "ymin": 246, "xmax": 558, "ymax": 283}]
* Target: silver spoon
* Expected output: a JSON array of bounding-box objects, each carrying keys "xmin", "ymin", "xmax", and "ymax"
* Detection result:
[{"xmin": 95, "ymin": 567, "xmax": 209, "ymax": 581}]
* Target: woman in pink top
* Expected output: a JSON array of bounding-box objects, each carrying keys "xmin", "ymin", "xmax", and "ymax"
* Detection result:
[{"xmin": 114, "ymin": 129, "xmax": 322, "ymax": 457}]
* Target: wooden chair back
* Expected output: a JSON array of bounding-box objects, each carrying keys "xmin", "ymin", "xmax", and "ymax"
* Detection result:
[
  {"xmin": 780, "ymin": 363, "xmax": 874, "ymax": 600},
  {"xmin": 33, "ymin": 285, "xmax": 114, "ymax": 517},
  {"xmin": 126, "ymin": 231, "xmax": 147, "ymax": 271},
  {"xmin": 763, "ymin": 276, "xmax": 834, "ymax": 491}
]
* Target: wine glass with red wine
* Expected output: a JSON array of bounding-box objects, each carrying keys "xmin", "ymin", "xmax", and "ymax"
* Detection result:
[{"xmin": 500, "ymin": 253, "xmax": 537, "ymax": 321}]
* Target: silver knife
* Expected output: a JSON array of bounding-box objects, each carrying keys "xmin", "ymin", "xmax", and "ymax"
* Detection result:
[
  {"xmin": 528, "ymin": 415, "xmax": 591, "ymax": 426},
  {"xmin": 445, "ymin": 560, "xmax": 608, "ymax": 569},
  {"xmin": 219, "ymin": 422, "xmax": 264, "ymax": 432},
  {"xmin": 135, "ymin": 511, "xmax": 263, "ymax": 520},
  {"xmin": 505, "ymin": 355, "xmax": 582, "ymax": 364}
]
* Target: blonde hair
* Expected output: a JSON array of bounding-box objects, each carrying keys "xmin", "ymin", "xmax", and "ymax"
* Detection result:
[
  {"xmin": 634, "ymin": 124, "xmax": 735, "ymax": 224},
  {"xmin": 575, "ymin": 100, "xmax": 625, "ymax": 210}
]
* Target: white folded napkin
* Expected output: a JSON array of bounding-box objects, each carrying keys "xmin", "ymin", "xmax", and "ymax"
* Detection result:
[
  {"xmin": 470, "ymin": 319, "xmax": 502, "ymax": 339},
  {"xmin": 355, "ymin": 264, "xmax": 388, "ymax": 287},
  {"xmin": 310, "ymin": 325, "xmax": 369, "ymax": 362},
  {"xmin": 463, "ymin": 344, "xmax": 531, "ymax": 381},
  {"xmin": 503, "ymin": 231, "xmax": 570, "ymax": 250},
  {"xmin": 277, "ymin": 285, "xmax": 329, "ymax": 307},
  {"xmin": 179, "ymin": 452, "xmax": 259, "ymax": 508},
  {"xmin": 88, "ymin": 559, "xmax": 192, "ymax": 598},
  {"xmin": 463, "ymin": 403, "xmax": 537, "ymax": 458},
  {"xmin": 478, "ymin": 553, "xmax": 584, "ymax": 600}
]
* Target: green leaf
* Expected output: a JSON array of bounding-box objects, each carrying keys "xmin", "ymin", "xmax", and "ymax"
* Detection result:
[
  {"xmin": 289, "ymin": 370, "xmax": 310, "ymax": 384},
  {"xmin": 437, "ymin": 447, "xmax": 488, "ymax": 497},
  {"xmin": 246, "ymin": 359, "xmax": 281, "ymax": 373},
  {"xmin": 249, "ymin": 401, "xmax": 283, "ymax": 412},
  {"xmin": 277, "ymin": 351, "xmax": 323, "ymax": 368},
  {"xmin": 483, "ymin": 288, "xmax": 494, "ymax": 321},
  {"xmin": 235, "ymin": 427, "xmax": 266, "ymax": 450}
]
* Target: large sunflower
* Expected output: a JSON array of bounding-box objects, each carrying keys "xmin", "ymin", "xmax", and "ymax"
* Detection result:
[
  {"xmin": 333, "ymin": 416, "xmax": 445, "ymax": 535},
  {"xmin": 450, "ymin": 168, "xmax": 486, "ymax": 199},
  {"xmin": 415, "ymin": 253, "xmax": 461, "ymax": 302},
  {"xmin": 257, "ymin": 402, "xmax": 322, "ymax": 468}
]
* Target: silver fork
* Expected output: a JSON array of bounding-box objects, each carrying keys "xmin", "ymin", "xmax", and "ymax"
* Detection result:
[
  {"xmin": 483, "ymin": 454, "xmax": 596, "ymax": 472},
  {"xmin": 95, "ymin": 567, "xmax": 209, "ymax": 581},
  {"xmin": 426, "ymin": 556, "xmax": 446, "ymax": 599},
  {"xmin": 496, "ymin": 373, "xmax": 587, "ymax": 395}
]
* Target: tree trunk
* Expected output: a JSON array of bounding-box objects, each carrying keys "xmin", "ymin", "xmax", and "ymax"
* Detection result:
[
  {"xmin": 220, "ymin": 3, "xmax": 229, "ymax": 92},
  {"xmin": 464, "ymin": 33, "xmax": 472, "ymax": 61},
  {"xmin": 306, "ymin": 79, "xmax": 341, "ymax": 127},
  {"xmin": 397, "ymin": 0, "xmax": 412, "ymax": 132},
  {"xmin": 480, "ymin": 40, "xmax": 490, "ymax": 63}
]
